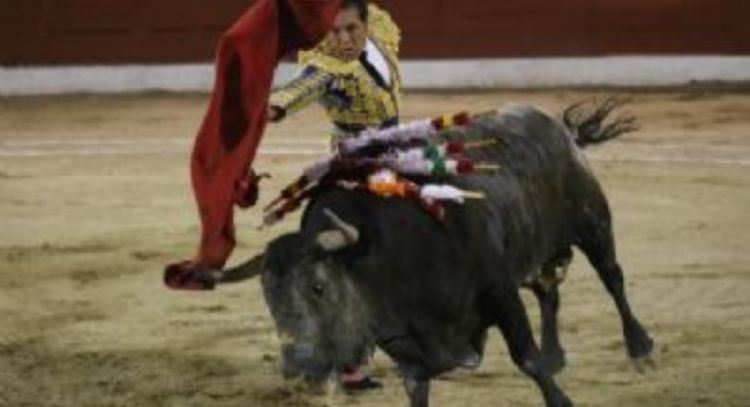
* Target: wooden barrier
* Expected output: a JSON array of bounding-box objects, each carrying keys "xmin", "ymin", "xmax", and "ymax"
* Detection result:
[{"xmin": 1, "ymin": 0, "xmax": 747, "ymax": 65}]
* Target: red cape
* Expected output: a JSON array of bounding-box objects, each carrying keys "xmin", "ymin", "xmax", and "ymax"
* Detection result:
[{"xmin": 171, "ymin": 0, "xmax": 341, "ymax": 283}]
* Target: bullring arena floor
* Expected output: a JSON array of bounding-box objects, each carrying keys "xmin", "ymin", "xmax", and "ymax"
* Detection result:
[{"xmin": 1, "ymin": 89, "xmax": 749, "ymax": 407}]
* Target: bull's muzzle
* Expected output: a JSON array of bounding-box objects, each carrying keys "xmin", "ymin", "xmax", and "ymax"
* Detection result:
[{"xmin": 281, "ymin": 343, "xmax": 332, "ymax": 380}]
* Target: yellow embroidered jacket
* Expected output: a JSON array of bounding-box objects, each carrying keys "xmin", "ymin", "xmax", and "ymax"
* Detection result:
[{"xmin": 269, "ymin": 5, "xmax": 401, "ymax": 138}]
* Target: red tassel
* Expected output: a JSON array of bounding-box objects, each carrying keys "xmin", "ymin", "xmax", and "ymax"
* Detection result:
[
  {"xmin": 456, "ymin": 159, "xmax": 475, "ymax": 174},
  {"xmin": 445, "ymin": 140, "xmax": 465, "ymax": 155}
]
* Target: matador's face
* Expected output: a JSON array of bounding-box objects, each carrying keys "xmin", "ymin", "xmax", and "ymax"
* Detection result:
[{"xmin": 329, "ymin": 6, "xmax": 369, "ymax": 62}]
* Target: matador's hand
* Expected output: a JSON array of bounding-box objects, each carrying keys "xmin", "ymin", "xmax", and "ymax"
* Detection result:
[{"xmin": 267, "ymin": 105, "xmax": 286, "ymax": 123}]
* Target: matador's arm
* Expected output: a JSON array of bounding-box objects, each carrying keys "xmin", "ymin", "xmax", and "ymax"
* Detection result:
[{"xmin": 269, "ymin": 65, "xmax": 334, "ymax": 121}]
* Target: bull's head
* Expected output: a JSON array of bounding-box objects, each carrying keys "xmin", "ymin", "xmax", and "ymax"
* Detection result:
[{"xmin": 236, "ymin": 209, "xmax": 373, "ymax": 381}]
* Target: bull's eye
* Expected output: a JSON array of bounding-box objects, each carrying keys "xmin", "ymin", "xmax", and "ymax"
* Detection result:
[{"xmin": 310, "ymin": 282, "xmax": 325, "ymax": 297}]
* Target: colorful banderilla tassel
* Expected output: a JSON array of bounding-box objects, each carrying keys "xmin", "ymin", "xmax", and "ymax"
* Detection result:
[
  {"xmin": 261, "ymin": 184, "xmax": 316, "ymax": 228},
  {"xmin": 387, "ymin": 152, "xmax": 500, "ymax": 177},
  {"xmin": 265, "ymin": 151, "xmax": 339, "ymax": 216},
  {"xmin": 263, "ymin": 175, "xmax": 311, "ymax": 212},
  {"xmin": 431, "ymin": 111, "xmax": 471, "ymax": 130},
  {"xmin": 261, "ymin": 112, "xmax": 502, "ymax": 228},
  {"xmin": 436, "ymin": 139, "xmax": 498, "ymax": 155},
  {"xmin": 338, "ymin": 111, "xmax": 472, "ymax": 154},
  {"xmin": 290, "ymin": 131, "xmax": 495, "ymax": 197},
  {"xmin": 364, "ymin": 169, "xmax": 485, "ymax": 203},
  {"xmin": 342, "ymin": 169, "xmax": 486, "ymax": 218},
  {"xmin": 412, "ymin": 139, "xmax": 498, "ymax": 163}
]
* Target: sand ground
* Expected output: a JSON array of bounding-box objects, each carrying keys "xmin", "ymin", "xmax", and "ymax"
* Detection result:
[{"xmin": 1, "ymin": 89, "xmax": 749, "ymax": 407}]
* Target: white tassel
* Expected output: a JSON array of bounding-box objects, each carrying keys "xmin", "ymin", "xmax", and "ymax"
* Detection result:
[
  {"xmin": 420, "ymin": 185, "xmax": 485, "ymax": 203},
  {"xmin": 395, "ymin": 147, "xmax": 428, "ymax": 163},
  {"xmin": 392, "ymin": 158, "xmax": 433, "ymax": 175},
  {"xmin": 421, "ymin": 185, "xmax": 461, "ymax": 203},
  {"xmin": 339, "ymin": 119, "xmax": 435, "ymax": 154}
]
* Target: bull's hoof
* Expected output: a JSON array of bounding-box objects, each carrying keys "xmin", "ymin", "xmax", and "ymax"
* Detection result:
[
  {"xmin": 625, "ymin": 326, "xmax": 654, "ymax": 360},
  {"xmin": 631, "ymin": 355, "xmax": 657, "ymax": 374},
  {"xmin": 626, "ymin": 324, "xmax": 656, "ymax": 374},
  {"xmin": 540, "ymin": 350, "xmax": 566, "ymax": 375}
]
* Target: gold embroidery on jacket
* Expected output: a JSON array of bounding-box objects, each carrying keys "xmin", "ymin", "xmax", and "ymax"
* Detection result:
[{"xmin": 270, "ymin": 5, "xmax": 401, "ymax": 136}]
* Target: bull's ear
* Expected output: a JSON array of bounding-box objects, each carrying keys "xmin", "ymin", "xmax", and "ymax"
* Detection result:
[
  {"xmin": 316, "ymin": 208, "xmax": 360, "ymax": 252},
  {"xmin": 217, "ymin": 253, "xmax": 265, "ymax": 284}
]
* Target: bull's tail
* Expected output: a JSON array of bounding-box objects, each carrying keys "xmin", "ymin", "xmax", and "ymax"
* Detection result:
[{"xmin": 563, "ymin": 98, "xmax": 639, "ymax": 148}]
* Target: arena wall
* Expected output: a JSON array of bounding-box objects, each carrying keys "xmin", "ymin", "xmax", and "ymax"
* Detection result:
[{"xmin": 1, "ymin": 0, "xmax": 748, "ymax": 93}]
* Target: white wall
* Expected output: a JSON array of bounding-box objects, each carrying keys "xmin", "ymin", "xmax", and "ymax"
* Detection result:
[{"xmin": 1, "ymin": 56, "xmax": 749, "ymax": 95}]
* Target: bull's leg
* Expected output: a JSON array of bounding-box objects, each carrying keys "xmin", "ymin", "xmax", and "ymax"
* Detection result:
[
  {"xmin": 576, "ymin": 216, "xmax": 654, "ymax": 366},
  {"xmin": 530, "ymin": 280, "xmax": 566, "ymax": 375},
  {"xmin": 493, "ymin": 286, "xmax": 573, "ymax": 407},
  {"xmin": 402, "ymin": 377, "xmax": 430, "ymax": 407}
]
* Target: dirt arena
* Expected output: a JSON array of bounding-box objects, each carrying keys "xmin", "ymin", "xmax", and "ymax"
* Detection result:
[{"xmin": 1, "ymin": 89, "xmax": 749, "ymax": 407}]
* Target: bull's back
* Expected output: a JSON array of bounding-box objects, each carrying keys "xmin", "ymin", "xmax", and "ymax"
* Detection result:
[{"xmin": 445, "ymin": 105, "xmax": 585, "ymax": 277}]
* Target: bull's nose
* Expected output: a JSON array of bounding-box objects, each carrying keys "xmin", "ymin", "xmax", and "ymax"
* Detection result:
[{"xmin": 282, "ymin": 344, "xmax": 331, "ymax": 378}]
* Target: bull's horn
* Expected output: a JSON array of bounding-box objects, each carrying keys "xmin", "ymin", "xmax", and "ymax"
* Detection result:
[
  {"xmin": 216, "ymin": 253, "xmax": 265, "ymax": 283},
  {"xmin": 317, "ymin": 209, "xmax": 360, "ymax": 251}
]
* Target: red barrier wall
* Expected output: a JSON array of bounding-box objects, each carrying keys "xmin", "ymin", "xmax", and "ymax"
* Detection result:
[{"xmin": 1, "ymin": 0, "xmax": 747, "ymax": 65}]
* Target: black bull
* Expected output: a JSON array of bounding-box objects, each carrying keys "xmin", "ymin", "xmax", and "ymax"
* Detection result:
[{"xmin": 220, "ymin": 102, "xmax": 654, "ymax": 407}]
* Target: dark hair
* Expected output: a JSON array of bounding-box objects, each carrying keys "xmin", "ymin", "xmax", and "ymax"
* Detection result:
[{"xmin": 342, "ymin": 0, "xmax": 368, "ymax": 22}]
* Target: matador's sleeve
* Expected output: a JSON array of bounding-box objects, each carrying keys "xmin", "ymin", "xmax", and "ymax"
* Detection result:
[{"xmin": 269, "ymin": 65, "xmax": 334, "ymax": 119}]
